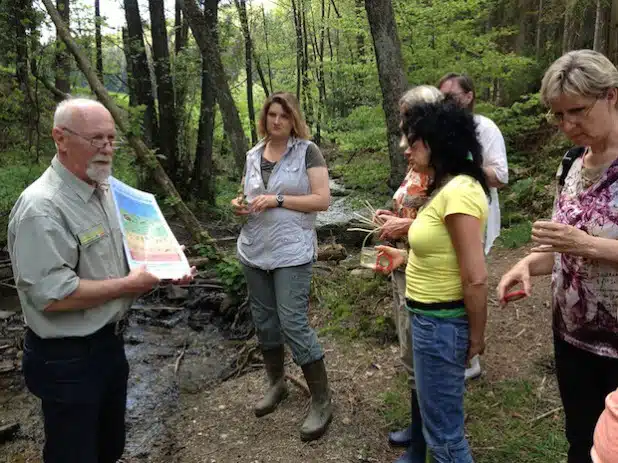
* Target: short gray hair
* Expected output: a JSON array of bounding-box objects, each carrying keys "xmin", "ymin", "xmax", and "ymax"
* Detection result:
[
  {"xmin": 399, "ymin": 85, "xmax": 443, "ymax": 111},
  {"xmin": 540, "ymin": 49, "xmax": 618, "ymax": 105},
  {"xmin": 53, "ymin": 98, "xmax": 107, "ymax": 127}
]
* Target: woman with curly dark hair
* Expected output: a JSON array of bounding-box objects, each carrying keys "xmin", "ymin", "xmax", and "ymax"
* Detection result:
[{"xmin": 377, "ymin": 96, "xmax": 489, "ymax": 463}]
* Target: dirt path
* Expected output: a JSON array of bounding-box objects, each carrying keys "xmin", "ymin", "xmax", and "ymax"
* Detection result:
[
  {"xmin": 167, "ymin": 245, "xmax": 558, "ymax": 463},
  {"xmin": 0, "ymin": 245, "xmax": 559, "ymax": 463}
]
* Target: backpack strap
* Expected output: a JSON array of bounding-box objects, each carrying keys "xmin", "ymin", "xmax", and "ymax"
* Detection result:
[{"xmin": 559, "ymin": 146, "xmax": 586, "ymax": 187}]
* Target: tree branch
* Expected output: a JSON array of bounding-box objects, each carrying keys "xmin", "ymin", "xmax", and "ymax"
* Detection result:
[
  {"xmin": 40, "ymin": 0, "xmax": 222, "ymax": 252},
  {"xmin": 30, "ymin": 66, "xmax": 69, "ymax": 100}
]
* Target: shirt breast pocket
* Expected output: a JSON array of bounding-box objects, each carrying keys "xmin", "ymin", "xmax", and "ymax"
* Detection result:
[
  {"xmin": 77, "ymin": 231, "xmax": 114, "ymax": 279},
  {"xmin": 281, "ymin": 163, "xmax": 305, "ymax": 195}
]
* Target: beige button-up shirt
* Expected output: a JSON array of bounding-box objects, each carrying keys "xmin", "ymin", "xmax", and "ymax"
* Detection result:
[{"xmin": 8, "ymin": 156, "xmax": 131, "ymax": 338}]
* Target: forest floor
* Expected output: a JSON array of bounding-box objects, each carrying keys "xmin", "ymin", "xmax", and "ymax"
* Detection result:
[{"xmin": 0, "ymin": 244, "xmax": 567, "ymax": 463}]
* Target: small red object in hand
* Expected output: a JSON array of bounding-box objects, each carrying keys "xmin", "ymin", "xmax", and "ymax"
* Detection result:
[
  {"xmin": 375, "ymin": 252, "xmax": 394, "ymax": 273},
  {"xmin": 502, "ymin": 289, "xmax": 526, "ymax": 303}
]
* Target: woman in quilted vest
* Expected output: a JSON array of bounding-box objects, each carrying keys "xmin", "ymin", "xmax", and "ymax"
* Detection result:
[{"xmin": 231, "ymin": 92, "xmax": 332, "ymax": 441}]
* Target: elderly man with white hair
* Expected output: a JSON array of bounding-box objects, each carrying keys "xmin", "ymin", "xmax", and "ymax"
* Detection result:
[{"xmin": 8, "ymin": 98, "xmax": 164, "ymax": 463}]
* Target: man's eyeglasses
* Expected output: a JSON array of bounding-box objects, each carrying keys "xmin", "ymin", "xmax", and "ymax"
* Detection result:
[
  {"xmin": 62, "ymin": 127, "xmax": 122, "ymax": 150},
  {"xmin": 545, "ymin": 99, "xmax": 599, "ymax": 126}
]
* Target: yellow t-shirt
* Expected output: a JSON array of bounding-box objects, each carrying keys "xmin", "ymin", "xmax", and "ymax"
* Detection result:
[{"xmin": 405, "ymin": 175, "xmax": 488, "ymax": 303}]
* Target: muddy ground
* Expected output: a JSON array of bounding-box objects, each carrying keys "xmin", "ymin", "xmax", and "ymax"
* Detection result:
[{"xmin": 0, "ymin": 245, "xmax": 557, "ymax": 463}]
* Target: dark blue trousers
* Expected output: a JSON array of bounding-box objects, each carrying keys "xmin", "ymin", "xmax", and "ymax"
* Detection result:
[{"xmin": 23, "ymin": 325, "xmax": 129, "ymax": 463}]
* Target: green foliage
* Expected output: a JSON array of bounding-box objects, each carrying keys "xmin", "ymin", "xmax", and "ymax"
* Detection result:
[
  {"xmin": 0, "ymin": 83, "xmax": 54, "ymax": 244},
  {"xmin": 476, "ymin": 94, "xmax": 547, "ymax": 155},
  {"xmin": 380, "ymin": 375, "xmax": 567, "ymax": 463},
  {"xmin": 193, "ymin": 243, "xmax": 245, "ymax": 297},
  {"xmin": 0, "ymin": 151, "xmax": 49, "ymax": 244},
  {"xmin": 499, "ymin": 129, "xmax": 569, "ymax": 225},
  {"xmin": 312, "ymin": 265, "xmax": 394, "ymax": 341},
  {"xmin": 396, "ymin": 0, "xmax": 536, "ymax": 104},
  {"xmin": 497, "ymin": 221, "xmax": 532, "ymax": 249},
  {"xmin": 379, "ymin": 373, "xmax": 411, "ymax": 430},
  {"xmin": 331, "ymin": 156, "xmax": 390, "ymax": 193},
  {"xmin": 329, "ymin": 106, "xmax": 388, "ymax": 154},
  {"xmin": 215, "ymin": 256, "xmax": 245, "ymax": 296},
  {"xmin": 466, "ymin": 380, "xmax": 567, "ymax": 462}
]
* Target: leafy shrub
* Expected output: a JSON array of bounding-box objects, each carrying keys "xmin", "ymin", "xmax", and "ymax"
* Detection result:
[
  {"xmin": 476, "ymin": 93, "xmax": 547, "ymax": 157},
  {"xmin": 328, "ymin": 105, "xmax": 388, "ymax": 155},
  {"xmin": 215, "ymin": 256, "xmax": 245, "ymax": 297},
  {"xmin": 498, "ymin": 221, "xmax": 532, "ymax": 249},
  {"xmin": 331, "ymin": 154, "xmax": 391, "ymax": 194},
  {"xmin": 312, "ymin": 265, "xmax": 394, "ymax": 342}
]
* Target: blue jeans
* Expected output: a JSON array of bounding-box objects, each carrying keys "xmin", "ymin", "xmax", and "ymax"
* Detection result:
[
  {"xmin": 412, "ymin": 314, "xmax": 473, "ymax": 463},
  {"xmin": 243, "ymin": 262, "xmax": 323, "ymax": 366}
]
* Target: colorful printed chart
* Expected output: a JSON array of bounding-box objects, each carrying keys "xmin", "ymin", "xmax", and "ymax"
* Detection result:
[{"xmin": 110, "ymin": 177, "xmax": 191, "ymax": 280}]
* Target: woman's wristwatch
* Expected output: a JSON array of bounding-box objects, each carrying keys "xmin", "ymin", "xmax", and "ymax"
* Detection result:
[{"xmin": 276, "ymin": 194, "xmax": 284, "ymax": 207}]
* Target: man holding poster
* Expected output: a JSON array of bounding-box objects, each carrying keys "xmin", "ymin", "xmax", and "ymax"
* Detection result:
[{"xmin": 7, "ymin": 98, "xmax": 191, "ymax": 463}]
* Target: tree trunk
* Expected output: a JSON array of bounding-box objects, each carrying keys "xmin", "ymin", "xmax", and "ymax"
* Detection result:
[
  {"xmin": 594, "ymin": 0, "xmax": 603, "ymax": 52},
  {"xmin": 326, "ymin": 0, "xmax": 334, "ymax": 100},
  {"xmin": 124, "ymin": 0, "xmax": 159, "ymax": 149},
  {"xmin": 354, "ymin": 0, "xmax": 366, "ymax": 62},
  {"xmin": 181, "ymin": 0, "xmax": 249, "ymax": 172},
  {"xmin": 300, "ymin": 0, "xmax": 313, "ymax": 127},
  {"xmin": 174, "ymin": 0, "xmax": 191, "ymax": 184},
  {"xmin": 254, "ymin": 52, "xmax": 271, "ymax": 96},
  {"xmin": 609, "ymin": 0, "xmax": 618, "ymax": 64},
  {"xmin": 55, "ymin": 0, "xmax": 71, "ymax": 98},
  {"xmin": 121, "ymin": 27, "xmax": 136, "ymax": 106},
  {"xmin": 14, "ymin": 0, "xmax": 35, "ymax": 147},
  {"xmin": 40, "ymin": 0, "xmax": 220, "ymax": 252},
  {"xmin": 31, "ymin": 36, "xmax": 70, "ymax": 101},
  {"xmin": 364, "ymin": 0, "xmax": 408, "ymax": 190},
  {"xmin": 262, "ymin": 5, "xmax": 274, "ymax": 93},
  {"xmin": 291, "ymin": 0, "xmax": 303, "ymax": 101},
  {"xmin": 310, "ymin": 0, "xmax": 327, "ymax": 144},
  {"xmin": 149, "ymin": 0, "xmax": 180, "ymax": 183},
  {"xmin": 235, "ymin": 0, "xmax": 257, "ymax": 144},
  {"xmin": 594, "ymin": 0, "xmax": 610, "ymax": 54},
  {"xmin": 192, "ymin": 55, "xmax": 217, "ymax": 203},
  {"xmin": 562, "ymin": 0, "xmax": 573, "ymax": 54},
  {"xmin": 515, "ymin": 0, "xmax": 530, "ymax": 54},
  {"xmin": 175, "ymin": 0, "xmax": 189, "ymax": 54},
  {"xmin": 14, "ymin": 0, "xmax": 30, "ymax": 92},
  {"xmin": 95, "ymin": 0, "xmax": 103, "ymax": 82},
  {"xmin": 535, "ymin": 0, "xmax": 543, "ymax": 58}
]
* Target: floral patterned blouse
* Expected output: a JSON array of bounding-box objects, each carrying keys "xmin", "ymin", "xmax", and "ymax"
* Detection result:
[
  {"xmin": 552, "ymin": 150, "xmax": 618, "ymax": 359},
  {"xmin": 392, "ymin": 165, "xmax": 431, "ymax": 220}
]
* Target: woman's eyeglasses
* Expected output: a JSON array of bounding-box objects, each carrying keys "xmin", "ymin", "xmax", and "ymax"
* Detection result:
[{"xmin": 545, "ymin": 99, "xmax": 600, "ymax": 125}]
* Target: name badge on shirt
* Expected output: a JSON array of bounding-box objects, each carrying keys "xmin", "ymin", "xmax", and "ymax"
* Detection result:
[{"xmin": 78, "ymin": 224, "xmax": 106, "ymax": 246}]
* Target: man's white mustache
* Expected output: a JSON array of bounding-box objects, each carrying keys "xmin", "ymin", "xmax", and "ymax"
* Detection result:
[{"xmin": 90, "ymin": 155, "xmax": 112, "ymax": 163}]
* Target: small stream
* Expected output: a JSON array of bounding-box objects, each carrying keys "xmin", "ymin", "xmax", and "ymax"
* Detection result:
[
  {"xmin": 121, "ymin": 308, "xmax": 236, "ymax": 460},
  {"xmin": 0, "ymin": 292, "xmax": 238, "ymax": 461},
  {"xmin": 316, "ymin": 179, "xmax": 353, "ymax": 228},
  {"xmin": 316, "ymin": 178, "xmax": 370, "ymax": 246}
]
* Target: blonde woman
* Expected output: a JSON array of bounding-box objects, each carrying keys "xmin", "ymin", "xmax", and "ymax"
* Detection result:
[
  {"xmin": 231, "ymin": 92, "xmax": 332, "ymax": 441},
  {"xmin": 498, "ymin": 50, "xmax": 618, "ymax": 463}
]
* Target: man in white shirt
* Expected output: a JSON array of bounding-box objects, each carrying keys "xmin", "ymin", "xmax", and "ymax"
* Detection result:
[{"xmin": 439, "ymin": 73, "xmax": 509, "ymax": 379}]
